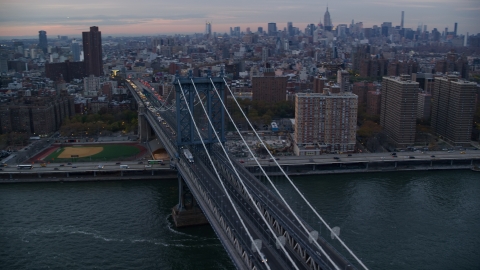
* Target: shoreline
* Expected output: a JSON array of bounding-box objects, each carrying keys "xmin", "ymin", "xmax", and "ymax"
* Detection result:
[{"xmin": 1, "ymin": 164, "xmax": 476, "ymax": 184}]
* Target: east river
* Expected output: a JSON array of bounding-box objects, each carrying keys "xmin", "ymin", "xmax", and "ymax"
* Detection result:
[{"xmin": 1, "ymin": 170, "xmax": 479, "ymax": 269}]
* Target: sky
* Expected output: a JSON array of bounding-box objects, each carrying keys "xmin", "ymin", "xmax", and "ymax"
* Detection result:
[{"xmin": 0, "ymin": 0, "xmax": 479, "ymax": 38}]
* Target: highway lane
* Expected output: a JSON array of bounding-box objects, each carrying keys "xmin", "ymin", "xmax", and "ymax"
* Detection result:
[
  {"xmin": 1, "ymin": 161, "xmax": 171, "ymax": 173},
  {"xmin": 241, "ymin": 150, "xmax": 480, "ymax": 166}
]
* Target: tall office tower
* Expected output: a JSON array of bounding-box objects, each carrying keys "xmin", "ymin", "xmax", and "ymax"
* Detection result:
[
  {"xmin": 294, "ymin": 86, "xmax": 358, "ymax": 155},
  {"xmin": 323, "ymin": 6, "xmax": 332, "ymax": 31},
  {"xmin": 287, "ymin": 22, "xmax": 293, "ymax": 37},
  {"xmin": 454, "ymin": 22, "xmax": 458, "ymax": 36},
  {"xmin": 268, "ymin": 23, "xmax": 277, "ymax": 36},
  {"xmin": 82, "ymin": 26, "xmax": 103, "ymax": 77},
  {"xmin": 71, "ymin": 39, "xmax": 80, "ymax": 61},
  {"xmin": 38, "ymin": 30, "xmax": 48, "ymax": 53},
  {"xmin": 258, "ymin": 27, "xmax": 263, "ymax": 34},
  {"xmin": 380, "ymin": 75, "xmax": 419, "ymax": 147},
  {"xmin": 205, "ymin": 21, "xmax": 212, "ymax": 38},
  {"xmin": 401, "ymin": 11, "xmax": 404, "ymax": 29},
  {"xmin": 431, "ymin": 75, "xmax": 476, "ymax": 146}
]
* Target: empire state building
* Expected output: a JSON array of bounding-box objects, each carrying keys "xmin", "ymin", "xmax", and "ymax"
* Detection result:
[{"xmin": 324, "ymin": 7, "xmax": 332, "ymax": 31}]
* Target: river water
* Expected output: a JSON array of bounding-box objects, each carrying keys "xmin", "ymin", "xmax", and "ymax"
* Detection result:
[{"xmin": 1, "ymin": 170, "xmax": 479, "ymax": 269}]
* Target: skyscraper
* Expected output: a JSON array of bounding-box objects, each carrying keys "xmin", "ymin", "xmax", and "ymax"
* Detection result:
[
  {"xmin": 82, "ymin": 26, "xmax": 103, "ymax": 77},
  {"xmin": 323, "ymin": 7, "xmax": 332, "ymax": 31},
  {"xmin": 71, "ymin": 39, "xmax": 80, "ymax": 62},
  {"xmin": 205, "ymin": 21, "xmax": 212, "ymax": 38},
  {"xmin": 401, "ymin": 11, "xmax": 404, "ymax": 29},
  {"xmin": 287, "ymin": 22, "xmax": 293, "ymax": 37},
  {"xmin": 268, "ymin": 23, "xmax": 277, "ymax": 36},
  {"xmin": 431, "ymin": 74, "xmax": 476, "ymax": 146},
  {"xmin": 380, "ymin": 75, "xmax": 419, "ymax": 147},
  {"xmin": 38, "ymin": 30, "xmax": 47, "ymax": 54}
]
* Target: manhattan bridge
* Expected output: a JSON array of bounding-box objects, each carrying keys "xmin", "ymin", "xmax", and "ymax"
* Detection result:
[{"xmin": 128, "ymin": 70, "xmax": 369, "ymax": 270}]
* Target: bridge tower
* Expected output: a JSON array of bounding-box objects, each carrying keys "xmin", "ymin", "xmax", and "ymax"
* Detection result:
[
  {"xmin": 171, "ymin": 70, "xmax": 226, "ymax": 227},
  {"xmin": 174, "ymin": 70, "xmax": 226, "ymax": 149}
]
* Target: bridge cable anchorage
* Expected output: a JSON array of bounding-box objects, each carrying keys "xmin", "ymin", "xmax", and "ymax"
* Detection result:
[
  {"xmin": 191, "ymin": 79, "xmax": 300, "ymax": 270},
  {"xmin": 210, "ymin": 78, "xmax": 340, "ymax": 269},
  {"xmin": 221, "ymin": 78, "xmax": 369, "ymax": 270},
  {"xmin": 177, "ymin": 80, "xmax": 274, "ymax": 270}
]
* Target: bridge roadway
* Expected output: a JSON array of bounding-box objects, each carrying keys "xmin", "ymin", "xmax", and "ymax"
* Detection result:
[{"xmin": 129, "ymin": 80, "xmax": 356, "ymax": 269}]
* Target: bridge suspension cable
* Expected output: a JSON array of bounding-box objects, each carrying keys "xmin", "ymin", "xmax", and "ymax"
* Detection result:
[
  {"xmin": 209, "ymin": 78, "xmax": 341, "ymax": 269},
  {"xmin": 190, "ymin": 79, "xmax": 300, "ymax": 270},
  {"xmin": 177, "ymin": 80, "xmax": 275, "ymax": 270},
  {"xmin": 220, "ymin": 77, "xmax": 369, "ymax": 270}
]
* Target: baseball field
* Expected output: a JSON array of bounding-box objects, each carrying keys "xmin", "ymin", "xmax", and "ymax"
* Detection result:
[{"xmin": 43, "ymin": 144, "xmax": 143, "ymax": 162}]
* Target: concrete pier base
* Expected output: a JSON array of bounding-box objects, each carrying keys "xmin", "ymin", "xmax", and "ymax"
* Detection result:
[{"xmin": 171, "ymin": 204, "xmax": 208, "ymax": 227}]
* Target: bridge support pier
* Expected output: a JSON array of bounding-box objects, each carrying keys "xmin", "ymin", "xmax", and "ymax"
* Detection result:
[{"xmin": 172, "ymin": 175, "xmax": 208, "ymax": 228}]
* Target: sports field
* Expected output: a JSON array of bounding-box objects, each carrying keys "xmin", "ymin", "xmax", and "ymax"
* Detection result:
[{"xmin": 44, "ymin": 144, "xmax": 142, "ymax": 162}]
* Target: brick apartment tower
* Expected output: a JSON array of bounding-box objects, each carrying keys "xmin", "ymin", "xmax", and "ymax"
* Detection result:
[
  {"xmin": 252, "ymin": 69, "xmax": 287, "ymax": 104},
  {"xmin": 380, "ymin": 75, "xmax": 419, "ymax": 148},
  {"xmin": 431, "ymin": 75, "xmax": 477, "ymax": 146},
  {"xmin": 82, "ymin": 26, "xmax": 103, "ymax": 77},
  {"xmin": 294, "ymin": 85, "xmax": 358, "ymax": 154}
]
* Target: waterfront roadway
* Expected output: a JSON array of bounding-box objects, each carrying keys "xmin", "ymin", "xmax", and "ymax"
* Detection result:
[
  {"xmin": 240, "ymin": 150, "xmax": 480, "ymax": 166},
  {"xmin": 0, "ymin": 160, "xmax": 171, "ymax": 173}
]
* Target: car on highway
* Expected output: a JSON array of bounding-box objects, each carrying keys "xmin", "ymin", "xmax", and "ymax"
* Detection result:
[
  {"xmin": 54, "ymin": 168, "xmax": 59, "ymax": 170},
  {"xmin": 72, "ymin": 166, "xmax": 77, "ymax": 168},
  {"xmin": 67, "ymin": 163, "xmax": 71, "ymax": 165},
  {"xmin": 460, "ymin": 151, "xmax": 466, "ymax": 154},
  {"xmin": 431, "ymin": 155, "xmax": 436, "ymax": 158},
  {"xmin": 347, "ymin": 154, "xmax": 352, "ymax": 156},
  {"xmin": 97, "ymin": 165, "xmax": 104, "ymax": 169},
  {"xmin": 333, "ymin": 157, "xmax": 340, "ymax": 160},
  {"xmin": 239, "ymin": 160, "xmax": 244, "ymax": 163},
  {"xmin": 144, "ymin": 165, "xmax": 152, "ymax": 168},
  {"xmin": 116, "ymin": 162, "xmax": 121, "ymax": 165},
  {"xmin": 60, "ymin": 164, "xmax": 65, "ymax": 166},
  {"xmin": 409, "ymin": 156, "xmax": 415, "ymax": 159},
  {"xmin": 138, "ymin": 161, "xmax": 143, "ymax": 164}
]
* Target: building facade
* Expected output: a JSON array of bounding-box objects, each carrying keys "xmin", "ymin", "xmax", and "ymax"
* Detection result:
[
  {"xmin": 380, "ymin": 75, "xmax": 419, "ymax": 147},
  {"xmin": 294, "ymin": 88, "xmax": 358, "ymax": 155},
  {"xmin": 252, "ymin": 72, "xmax": 287, "ymax": 104},
  {"xmin": 0, "ymin": 96, "xmax": 74, "ymax": 135},
  {"xmin": 431, "ymin": 75, "xmax": 477, "ymax": 146},
  {"xmin": 82, "ymin": 26, "xmax": 103, "ymax": 77}
]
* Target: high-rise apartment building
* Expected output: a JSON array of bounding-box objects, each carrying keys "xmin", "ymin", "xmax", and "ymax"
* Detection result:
[
  {"xmin": 38, "ymin": 30, "xmax": 48, "ymax": 54},
  {"xmin": 294, "ymin": 86, "xmax": 358, "ymax": 155},
  {"xmin": 380, "ymin": 75, "xmax": 419, "ymax": 147},
  {"xmin": 252, "ymin": 70, "xmax": 287, "ymax": 104},
  {"xmin": 431, "ymin": 75, "xmax": 476, "ymax": 146},
  {"xmin": 82, "ymin": 26, "xmax": 103, "ymax": 77}
]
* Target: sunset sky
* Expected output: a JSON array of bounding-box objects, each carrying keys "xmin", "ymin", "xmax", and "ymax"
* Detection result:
[{"xmin": 0, "ymin": 0, "xmax": 479, "ymax": 38}]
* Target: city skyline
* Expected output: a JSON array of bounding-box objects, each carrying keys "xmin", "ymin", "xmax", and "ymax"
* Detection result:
[{"xmin": 0, "ymin": 0, "xmax": 479, "ymax": 38}]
